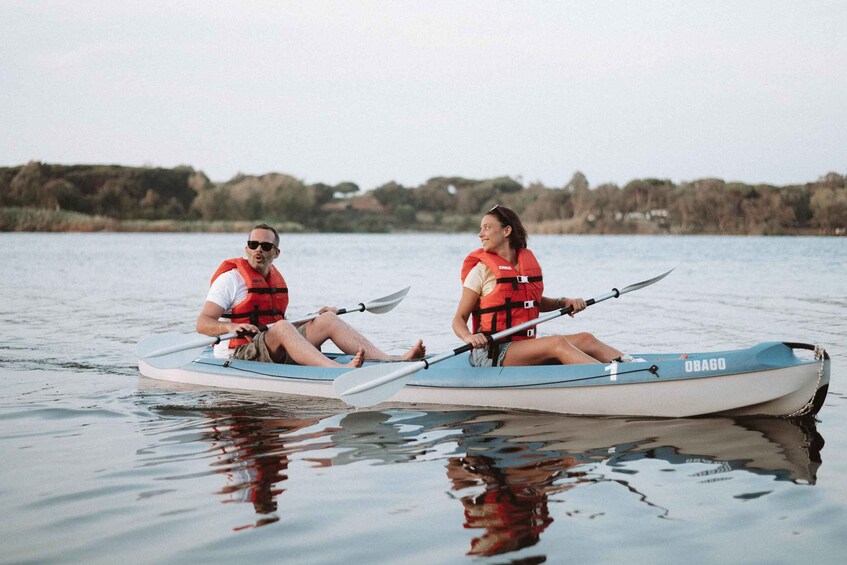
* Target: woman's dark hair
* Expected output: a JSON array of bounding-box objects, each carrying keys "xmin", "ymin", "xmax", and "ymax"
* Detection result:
[{"xmin": 486, "ymin": 205, "xmax": 528, "ymax": 249}]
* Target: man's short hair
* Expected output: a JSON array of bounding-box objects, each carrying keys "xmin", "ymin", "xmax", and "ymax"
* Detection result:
[{"xmin": 252, "ymin": 223, "xmax": 280, "ymax": 247}]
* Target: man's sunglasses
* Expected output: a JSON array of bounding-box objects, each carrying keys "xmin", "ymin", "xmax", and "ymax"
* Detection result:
[{"xmin": 247, "ymin": 240, "xmax": 276, "ymax": 251}]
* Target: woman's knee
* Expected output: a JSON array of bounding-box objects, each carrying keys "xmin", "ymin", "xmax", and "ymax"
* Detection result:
[
  {"xmin": 568, "ymin": 332, "xmax": 597, "ymax": 348},
  {"xmin": 553, "ymin": 335, "xmax": 577, "ymax": 352}
]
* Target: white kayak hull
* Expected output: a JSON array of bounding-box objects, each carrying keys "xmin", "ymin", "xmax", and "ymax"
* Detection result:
[{"xmin": 138, "ymin": 341, "xmax": 830, "ymax": 418}]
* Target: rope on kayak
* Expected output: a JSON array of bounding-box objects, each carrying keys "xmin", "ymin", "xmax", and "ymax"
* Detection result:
[
  {"xmin": 784, "ymin": 344, "xmax": 826, "ymax": 419},
  {"xmin": 195, "ymin": 359, "xmax": 332, "ymax": 382},
  {"xmin": 198, "ymin": 359, "xmax": 660, "ymax": 389},
  {"xmin": 490, "ymin": 364, "xmax": 658, "ymax": 389}
]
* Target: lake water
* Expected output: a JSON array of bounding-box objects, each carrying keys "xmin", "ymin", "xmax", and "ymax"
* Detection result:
[{"xmin": 1, "ymin": 232, "xmax": 845, "ymax": 564}]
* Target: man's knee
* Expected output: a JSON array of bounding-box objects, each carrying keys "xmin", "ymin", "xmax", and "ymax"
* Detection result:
[
  {"xmin": 310, "ymin": 311, "xmax": 341, "ymax": 331},
  {"xmin": 266, "ymin": 320, "xmax": 297, "ymax": 342}
]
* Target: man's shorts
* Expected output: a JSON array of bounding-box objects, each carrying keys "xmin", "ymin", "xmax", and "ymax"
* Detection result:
[
  {"xmin": 232, "ymin": 324, "xmax": 308, "ymax": 364},
  {"xmin": 469, "ymin": 342, "xmax": 512, "ymax": 368}
]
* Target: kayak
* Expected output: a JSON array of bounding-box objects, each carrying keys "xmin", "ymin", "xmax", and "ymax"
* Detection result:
[{"xmin": 137, "ymin": 341, "xmax": 830, "ymax": 418}]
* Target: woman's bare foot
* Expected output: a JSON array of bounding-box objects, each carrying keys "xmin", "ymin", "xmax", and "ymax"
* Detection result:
[
  {"xmin": 343, "ymin": 348, "xmax": 365, "ymax": 368},
  {"xmin": 398, "ymin": 339, "xmax": 426, "ymax": 361}
]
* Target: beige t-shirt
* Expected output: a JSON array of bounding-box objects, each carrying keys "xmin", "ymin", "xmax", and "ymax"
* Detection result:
[{"xmin": 462, "ymin": 262, "xmax": 498, "ymax": 296}]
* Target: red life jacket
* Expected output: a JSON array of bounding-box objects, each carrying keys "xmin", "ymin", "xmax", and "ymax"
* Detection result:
[
  {"xmin": 460, "ymin": 248, "xmax": 544, "ymax": 340},
  {"xmin": 210, "ymin": 258, "xmax": 289, "ymax": 348}
]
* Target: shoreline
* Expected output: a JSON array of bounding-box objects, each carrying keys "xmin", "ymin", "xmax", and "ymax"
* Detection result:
[
  {"xmin": 0, "ymin": 207, "xmax": 838, "ymax": 236},
  {"xmin": 3, "ymin": 163, "xmax": 844, "ymax": 236}
]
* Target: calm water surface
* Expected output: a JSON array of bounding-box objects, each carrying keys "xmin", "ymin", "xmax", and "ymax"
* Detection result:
[{"xmin": 1, "ymin": 233, "xmax": 845, "ymax": 564}]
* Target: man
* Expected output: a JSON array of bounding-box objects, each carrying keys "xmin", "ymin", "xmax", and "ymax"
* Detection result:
[{"xmin": 196, "ymin": 223, "xmax": 425, "ymax": 368}]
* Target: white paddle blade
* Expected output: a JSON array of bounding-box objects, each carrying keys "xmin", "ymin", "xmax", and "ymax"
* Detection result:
[
  {"xmin": 334, "ymin": 360, "xmax": 425, "ymax": 407},
  {"xmin": 619, "ymin": 267, "xmax": 675, "ymax": 295},
  {"xmin": 136, "ymin": 332, "xmax": 215, "ymax": 369},
  {"xmin": 363, "ymin": 286, "xmax": 411, "ymax": 314}
]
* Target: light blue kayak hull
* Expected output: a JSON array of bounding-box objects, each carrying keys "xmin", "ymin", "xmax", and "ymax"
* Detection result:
[{"xmin": 138, "ymin": 341, "xmax": 830, "ymax": 418}]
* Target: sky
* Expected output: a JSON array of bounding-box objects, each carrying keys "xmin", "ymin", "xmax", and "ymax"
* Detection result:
[{"xmin": 2, "ymin": 1, "xmax": 845, "ymax": 190}]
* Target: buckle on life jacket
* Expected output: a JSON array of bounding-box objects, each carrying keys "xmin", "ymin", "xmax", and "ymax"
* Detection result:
[
  {"xmin": 523, "ymin": 300, "xmax": 535, "ymax": 309},
  {"xmin": 516, "ymin": 275, "xmax": 529, "ymax": 283},
  {"xmin": 526, "ymin": 328, "xmax": 535, "ymax": 337}
]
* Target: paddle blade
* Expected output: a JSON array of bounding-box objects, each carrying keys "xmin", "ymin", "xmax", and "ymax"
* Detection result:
[
  {"xmin": 619, "ymin": 267, "xmax": 675, "ymax": 296},
  {"xmin": 363, "ymin": 286, "xmax": 411, "ymax": 314},
  {"xmin": 136, "ymin": 332, "xmax": 215, "ymax": 369},
  {"xmin": 334, "ymin": 360, "xmax": 426, "ymax": 407}
]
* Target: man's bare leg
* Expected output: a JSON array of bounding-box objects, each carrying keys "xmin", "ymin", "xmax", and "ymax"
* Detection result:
[
  {"xmin": 301, "ymin": 313, "xmax": 425, "ymax": 360},
  {"xmin": 265, "ymin": 322, "xmax": 364, "ymax": 368}
]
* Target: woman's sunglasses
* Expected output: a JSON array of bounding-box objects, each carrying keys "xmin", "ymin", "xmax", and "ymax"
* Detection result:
[
  {"xmin": 247, "ymin": 240, "xmax": 276, "ymax": 251},
  {"xmin": 488, "ymin": 205, "xmax": 510, "ymax": 226}
]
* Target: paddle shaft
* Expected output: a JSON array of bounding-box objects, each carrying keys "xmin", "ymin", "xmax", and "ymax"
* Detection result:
[
  {"xmin": 153, "ymin": 303, "xmax": 369, "ymax": 356},
  {"xmin": 412, "ymin": 267, "xmax": 676, "ymax": 372},
  {"xmin": 286, "ymin": 302, "xmax": 367, "ymax": 325},
  {"xmin": 448, "ymin": 294, "xmax": 609, "ymax": 359}
]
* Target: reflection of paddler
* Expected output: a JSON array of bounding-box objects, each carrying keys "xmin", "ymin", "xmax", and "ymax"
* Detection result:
[
  {"xmin": 208, "ymin": 413, "xmax": 322, "ymax": 529},
  {"xmin": 447, "ymin": 454, "xmax": 583, "ymax": 557}
]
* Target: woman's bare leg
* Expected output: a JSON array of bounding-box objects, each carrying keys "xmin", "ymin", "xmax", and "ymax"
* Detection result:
[
  {"xmin": 501, "ymin": 335, "xmax": 600, "ymax": 366},
  {"xmin": 565, "ymin": 332, "xmax": 623, "ymax": 363}
]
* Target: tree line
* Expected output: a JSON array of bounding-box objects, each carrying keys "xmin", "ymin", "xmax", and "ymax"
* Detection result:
[{"xmin": 1, "ymin": 161, "xmax": 844, "ymax": 234}]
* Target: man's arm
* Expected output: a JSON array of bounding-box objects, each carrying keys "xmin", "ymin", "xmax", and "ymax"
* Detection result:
[{"xmin": 196, "ymin": 301, "xmax": 258, "ymax": 337}]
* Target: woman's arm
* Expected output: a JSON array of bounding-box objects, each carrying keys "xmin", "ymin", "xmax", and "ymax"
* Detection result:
[
  {"xmin": 540, "ymin": 295, "xmax": 586, "ymax": 315},
  {"xmin": 452, "ymin": 287, "xmax": 489, "ymax": 349}
]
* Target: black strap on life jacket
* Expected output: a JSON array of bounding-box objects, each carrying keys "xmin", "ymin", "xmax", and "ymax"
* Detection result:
[
  {"xmin": 222, "ymin": 285, "xmax": 287, "ymax": 325},
  {"xmin": 221, "ymin": 307, "xmax": 285, "ymax": 326},
  {"xmin": 475, "ymin": 297, "xmax": 539, "ymax": 334},
  {"xmin": 246, "ymin": 287, "xmax": 288, "ymax": 295},
  {"xmin": 494, "ymin": 274, "xmax": 543, "ymax": 290}
]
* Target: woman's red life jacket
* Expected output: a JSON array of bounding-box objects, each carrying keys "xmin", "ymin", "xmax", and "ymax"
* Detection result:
[
  {"xmin": 210, "ymin": 258, "xmax": 289, "ymax": 348},
  {"xmin": 460, "ymin": 248, "xmax": 544, "ymax": 340}
]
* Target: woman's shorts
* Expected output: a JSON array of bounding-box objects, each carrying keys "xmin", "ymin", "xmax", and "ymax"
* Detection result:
[{"xmin": 469, "ymin": 342, "xmax": 512, "ymax": 367}]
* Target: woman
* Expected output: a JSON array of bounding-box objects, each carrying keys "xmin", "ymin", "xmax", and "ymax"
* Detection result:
[{"xmin": 452, "ymin": 205, "xmax": 632, "ymax": 367}]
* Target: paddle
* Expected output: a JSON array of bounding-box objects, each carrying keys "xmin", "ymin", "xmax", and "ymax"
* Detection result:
[
  {"xmin": 137, "ymin": 286, "xmax": 411, "ymax": 369},
  {"xmin": 334, "ymin": 269, "xmax": 675, "ymax": 407}
]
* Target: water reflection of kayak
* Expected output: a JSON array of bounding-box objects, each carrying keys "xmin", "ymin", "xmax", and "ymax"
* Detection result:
[
  {"xmin": 450, "ymin": 412, "xmax": 823, "ymax": 485},
  {"xmin": 166, "ymin": 400, "xmax": 822, "ymax": 554}
]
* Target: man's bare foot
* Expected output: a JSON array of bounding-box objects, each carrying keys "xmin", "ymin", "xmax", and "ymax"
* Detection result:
[
  {"xmin": 398, "ymin": 339, "xmax": 426, "ymax": 361},
  {"xmin": 343, "ymin": 348, "xmax": 365, "ymax": 368},
  {"xmin": 679, "ymin": 353, "xmax": 688, "ymax": 359}
]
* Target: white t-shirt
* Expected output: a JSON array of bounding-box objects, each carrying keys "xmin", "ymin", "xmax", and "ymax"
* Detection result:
[
  {"xmin": 207, "ymin": 269, "xmax": 248, "ymax": 311},
  {"xmin": 206, "ymin": 269, "xmax": 248, "ymax": 357}
]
